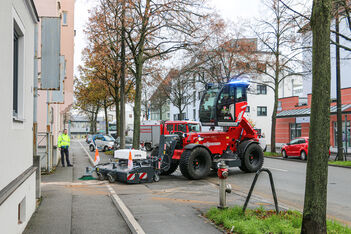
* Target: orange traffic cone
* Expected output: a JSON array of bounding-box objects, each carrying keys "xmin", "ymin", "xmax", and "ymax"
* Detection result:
[
  {"xmin": 128, "ymin": 151, "xmax": 133, "ymax": 170},
  {"xmin": 94, "ymin": 148, "xmax": 100, "ymax": 165}
]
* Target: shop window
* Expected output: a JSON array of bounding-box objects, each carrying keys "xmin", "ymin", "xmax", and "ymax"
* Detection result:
[
  {"xmin": 290, "ymin": 123, "xmax": 301, "ymax": 140},
  {"xmin": 333, "ymin": 121, "xmax": 351, "ymax": 147}
]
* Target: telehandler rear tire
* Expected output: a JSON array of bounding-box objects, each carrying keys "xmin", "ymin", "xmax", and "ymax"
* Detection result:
[
  {"xmin": 179, "ymin": 148, "xmax": 211, "ymax": 180},
  {"xmin": 239, "ymin": 143, "xmax": 264, "ymax": 173}
]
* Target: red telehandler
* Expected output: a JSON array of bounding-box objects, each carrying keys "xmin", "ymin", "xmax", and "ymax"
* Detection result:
[{"xmin": 156, "ymin": 78, "xmax": 264, "ymax": 179}]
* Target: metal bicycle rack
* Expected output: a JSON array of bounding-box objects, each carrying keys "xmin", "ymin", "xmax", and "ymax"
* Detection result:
[{"xmin": 243, "ymin": 168, "xmax": 279, "ymax": 214}]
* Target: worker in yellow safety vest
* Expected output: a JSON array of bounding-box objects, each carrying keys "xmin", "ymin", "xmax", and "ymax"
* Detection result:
[{"xmin": 58, "ymin": 129, "xmax": 73, "ymax": 167}]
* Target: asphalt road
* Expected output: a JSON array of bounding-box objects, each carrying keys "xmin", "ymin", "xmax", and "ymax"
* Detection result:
[
  {"xmin": 79, "ymin": 140, "xmax": 351, "ymax": 229},
  {"xmin": 206, "ymin": 157, "xmax": 351, "ymax": 225}
]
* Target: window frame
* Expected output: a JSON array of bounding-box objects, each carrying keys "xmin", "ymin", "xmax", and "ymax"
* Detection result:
[
  {"xmin": 257, "ymin": 84, "xmax": 267, "ymax": 95},
  {"xmin": 12, "ymin": 13, "xmax": 25, "ymax": 123},
  {"xmin": 257, "ymin": 106, "xmax": 267, "ymax": 116}
]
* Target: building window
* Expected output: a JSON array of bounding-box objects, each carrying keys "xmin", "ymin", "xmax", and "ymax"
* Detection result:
[
  {"xmin": 13, "ymin": 18, "xmax": 24, "ymax": 121},
  {"xmin": 18, "ymin": 197, "xmax": 26, "ymax": 224},
  {"xmin": 246, "ymin": 106, "xmax": 250, "ymax": 113},
  {"xmin": 257, "ymin": 84, "xmax": 267, "ymax": 95},
  {"xmin": 277, "ymin": 101, "xmax": 282, "ymax": 111},
  {"xmin": 290, "ymin": 123, "xmax": 301, "ymax": 140},
  {"xmin": 193, "ymin": 109, "xmax": 196, "ymax": 120},
  {"xmin": 62, "ymin": 11, "xmax": 68, "ymax": 25},
  {"xmin": 13, "ymin": 30, "xmax": 19, "ymax": 116},
  {"xmin": 173, "ymin": 114, "xmax": 177, "ymax": 120},
  {"xmin": 257, "ymin": 106, "xmax": 267, "ymax": 116}
]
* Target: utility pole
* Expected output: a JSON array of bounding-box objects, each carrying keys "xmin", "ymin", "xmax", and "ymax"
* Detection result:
[{"xmin": 336, "ymin": 9, "xmax": 344, "ymax": 161}]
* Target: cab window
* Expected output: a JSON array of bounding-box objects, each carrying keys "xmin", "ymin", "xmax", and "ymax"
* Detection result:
[
  {"xmin": 177, "ymin": 124, "xmax": 187, "ymax": 133},
  {"xmin": 289, "ymin": 139, "xmax": 299, "ymax": 145},
  {"xmin": 218, "ymin": 85, "xmax": 235, "ymax": 105},
  {"xmin": 166, "ymin": 124, "xmax": 174, "ymax": 133},
  {"xmin": 188, "ymin": 123, "xmax": 201, "ymax": 132},
  {"xmin": 236, "ymin": 86, "xmax": 247, "ymax": 102}
]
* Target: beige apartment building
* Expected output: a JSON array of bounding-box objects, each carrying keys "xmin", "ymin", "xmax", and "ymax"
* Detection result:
[{"xmin": 34, "ymin": 0, "xmax": 75, "ymax": 170}]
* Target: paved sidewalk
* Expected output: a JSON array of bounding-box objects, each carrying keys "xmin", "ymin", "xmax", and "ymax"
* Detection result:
[{"xmin": 24, "ymin": 141, "xmax": 130, "ymax": 234}]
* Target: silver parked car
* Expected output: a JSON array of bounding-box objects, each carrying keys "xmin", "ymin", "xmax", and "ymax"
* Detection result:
[{"xmin": 89, "ymin": 135, "xmax": 115, "ymax": 152}]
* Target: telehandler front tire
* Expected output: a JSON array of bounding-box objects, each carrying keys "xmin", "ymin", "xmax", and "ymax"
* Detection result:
[
  {"xmin": 179, "ymin": 148, "xmax": 211, "ymax": 180},
  {"xmin": 239, "ymin": 143, "xmax": 264, "ymax": 173}
]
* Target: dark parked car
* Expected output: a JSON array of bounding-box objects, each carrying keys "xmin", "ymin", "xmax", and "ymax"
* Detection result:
[{"xmin": 114, "ymin": 136, "xmax": 133, "ymax": 150}]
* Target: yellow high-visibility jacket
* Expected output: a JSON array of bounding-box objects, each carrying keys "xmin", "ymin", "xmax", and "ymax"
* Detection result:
[{"xmin": 58, "ymin": 133, "xmax": 70, "ymax": 148}]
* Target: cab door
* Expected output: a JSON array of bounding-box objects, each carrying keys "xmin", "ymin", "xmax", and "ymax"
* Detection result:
[{"xmin": 216, "ymin": 85, "xmax": 236, "ymax": 126}]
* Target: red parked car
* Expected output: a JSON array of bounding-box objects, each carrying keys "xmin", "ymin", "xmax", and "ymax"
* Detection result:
[
  {"xmin": 281, "ymin": 137, "xmax": 309, "ymax": 160},
  {"xmin": 281, "ymin": 137, "xmax": 331, "ymax": 160}
]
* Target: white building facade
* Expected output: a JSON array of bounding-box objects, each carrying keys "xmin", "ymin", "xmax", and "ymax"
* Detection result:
[
  {"xmin": 0, "ymin": 0, "xmax": 39, "ymax": 233},
  {"xmin": 301, "ymin": 18, "xmax": 351, "ymax": 98}
]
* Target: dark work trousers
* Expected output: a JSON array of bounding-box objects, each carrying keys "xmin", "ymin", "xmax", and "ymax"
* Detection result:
[{"xmin": 60, "ymin": 147, "xmax": 71, "ymax": 166}]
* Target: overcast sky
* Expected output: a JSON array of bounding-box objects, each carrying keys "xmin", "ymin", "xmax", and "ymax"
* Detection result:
[{"xmin": 73, "ymin": 0, "xmax": 263, "ymax": 77}]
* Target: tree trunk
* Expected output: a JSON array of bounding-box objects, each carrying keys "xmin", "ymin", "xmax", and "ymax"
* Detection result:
[
  {"xmin": 133, "ymin": 61, "xmax": 143, "ymax": 149},
  {"xmin": 115, "ymin": 100, "xmax": 120, "ymax": 138},
  {"xmin": 89, "ymin": 113, "xmax": 94, "ymax": 134},
  {"xmin": 270, "ymin": 84, "xmax": 279, "ymax": 153},
  {"xmin": 119, "ymin": 0, "xmax": 126, "ymax": 148},
  {"xmin": 159, "ymin": 105, "xmax": 162, "ymax": 120},
  {"xmin": 335, "ymin": 12, "xmax": 344, "ymax": 161},
  {"xmin": 94, "ymin": 111, "xmax": 98, "ymax": 133},
  {"xmin": 104, "ymin": 100, "xmax": 108, "ymax": 135},
  {"xmin": 301, "ymin": 0, "xmax": 332, "ymax": 233}
]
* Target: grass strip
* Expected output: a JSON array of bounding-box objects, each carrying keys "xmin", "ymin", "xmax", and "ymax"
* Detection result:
[
  {"xmin": 329, "ymin": 161, "xmax": 351, "ymax": 167},
  {"xmin": 264, "ymin": 152, "xmax": 281, "ymax": 157},
  {"xmin": 206, "ymin": 206, "xmax": 351, "ymax": 234},
  {"xmin": 104, "ymin": 150, "xmax": 114, "ymax": 155}
]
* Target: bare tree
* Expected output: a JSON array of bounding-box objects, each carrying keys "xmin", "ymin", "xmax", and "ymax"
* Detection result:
[
  {"xmin": 249, "ymin": 0, "xmax": 305, "ymax": 153},
  {"xmin": 123, "ymin": 0, "xmax": 209, "ymax": 148}
]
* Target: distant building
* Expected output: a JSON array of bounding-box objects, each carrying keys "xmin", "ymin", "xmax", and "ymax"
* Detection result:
[
  {"xmin": 34, "ymin": 0, "xmax": 75, "ymax": 170},
  {"xmin": 0, "ymin": 0, "xmax": 39, "ymax": 232},
  {"xmin": 70, "ymin": 116, "xmax": 105, "ymax": 138},
  {"xmin": 276, "ymin": 88, "xmax": 351, "ymax": 152}
]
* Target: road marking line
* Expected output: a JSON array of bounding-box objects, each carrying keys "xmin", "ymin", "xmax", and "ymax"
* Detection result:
[
  {"xmin": 106, "ymin": 183, "xmax": 146, "ymax": 234},
  {"xmin": 78, "ymin": 140, "xmax": 146, "ymax": 234},
  {"xmin": 263, "ymin": 167, "xmax": 288, "ymax": 172}
]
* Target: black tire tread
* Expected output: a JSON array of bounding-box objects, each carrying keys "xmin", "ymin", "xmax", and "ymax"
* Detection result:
[
  {"xmin": 179, "ymin": 150, "xmax": 192, "ymax": 179},
  {"xmin": 160, "ymin": 160, "xmax": 179, "ymax": 175},
  {"xmin": 240, "ymin": 143, "xmax": 264, "ymax": 173},
  {"xmin": 179, "ymin": 148, "xmax": 211, "ymax": 180}
]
